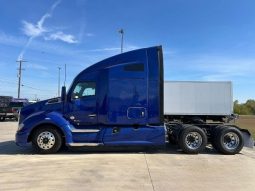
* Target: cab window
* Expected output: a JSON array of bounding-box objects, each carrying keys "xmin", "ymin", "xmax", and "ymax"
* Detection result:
[{"xmin": 72, "ymin": 82, "xmax": 96, "ymax": 99}]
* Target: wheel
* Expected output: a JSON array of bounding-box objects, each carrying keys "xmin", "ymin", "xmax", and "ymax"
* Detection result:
[
  {"xmin": 0, "ymin": 117, "xmax": 5, "ymax": 121},
  {"xmin": 211, "ymin": 125, "xmax": 225, "ymax": 152},
  {"xmin": 32, "ymin": 126, "xmax": 62, "ymax": 154},
  {"xmin": 179, "ymin": 125, "xmax": 207, "ymax": 154},
  {"xmin": 213, "ymin": 126, "xmax": 244, "ymax": 155}
]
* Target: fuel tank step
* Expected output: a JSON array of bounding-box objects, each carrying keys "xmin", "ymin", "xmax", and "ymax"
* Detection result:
[{"xmin": 66, "ymin": 143, "xmax": 103, "ymax": 146}]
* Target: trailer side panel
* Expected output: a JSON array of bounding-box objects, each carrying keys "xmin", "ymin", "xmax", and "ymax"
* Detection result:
[{"xmin": 164, "ymin": 81, "xmax": 233, "ymax": 116}]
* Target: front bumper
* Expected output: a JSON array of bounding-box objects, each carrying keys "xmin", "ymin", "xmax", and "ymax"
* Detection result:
[{"xmin": 15, "ymin": 130, "xmax": 30, "ymax": 147}]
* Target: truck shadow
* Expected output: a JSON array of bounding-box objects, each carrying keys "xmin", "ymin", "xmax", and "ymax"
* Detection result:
[
  {"xmin": 0, "ymin": 140, "xmax": 221, "ymax": 155},
  {"xmin": 0, "ymin": 141, "xmax": 34, "ymax": 154}
]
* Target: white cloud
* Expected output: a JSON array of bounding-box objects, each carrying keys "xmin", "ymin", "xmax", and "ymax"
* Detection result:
[
  {"xmin": 0, "ymin": 31, "xmax": 26, "ymax": 46},
  {"xmin": 83, "ymin": 44, "xmax": 141, "ymax": 52},
  {"xmin": 26, "ymin": 63, "xmax": 48, "ymax": 71},
  {"xmin": 45, "ymin": 31, "xmax": 78, "ymax": 44},
  {"xmin": 21, "ymin": 7, "xmax": 53, "ymax": 38},
  {"xmin": 0, "ymin": 32, "xmax": 81, "ymax": 57},
  {"xmin": 18, "ymin": 0, "xmax": 62, "ymax": 60},
  {"xmin": 22, "ymin": 19, "xmax": 48, "ymax": 37},
  {"xmin": 85, "ymin": 33, "xmax": 95, "ymax": 37}
]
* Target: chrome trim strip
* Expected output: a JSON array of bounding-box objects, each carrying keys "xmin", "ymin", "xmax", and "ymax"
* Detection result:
[
  {"xmin": 67, "ymin": 143, "xmax": 102, "ymax": 147},
  {"xmin": 70, "ymin": 128, "xmax": 100, "ymax": 133}
]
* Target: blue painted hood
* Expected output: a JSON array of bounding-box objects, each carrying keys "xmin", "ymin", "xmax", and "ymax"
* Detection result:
[{"xmin": 19, "ymin": 98, "xmax": 62, "ymax": 124}]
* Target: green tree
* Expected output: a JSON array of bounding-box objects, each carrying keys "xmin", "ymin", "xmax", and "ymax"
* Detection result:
[
  {"xmin": 245, "ymin": 99, "xmax": 255, "ymax": 114},
  {"xmin": 234, "ymin": 100, "xmax": 241, "ymax": 114},
  {"xmin": 234, "ymin": 99, "xmax": 255, "ymax": 115}
]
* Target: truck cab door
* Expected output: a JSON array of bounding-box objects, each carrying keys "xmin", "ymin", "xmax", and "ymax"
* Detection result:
[
  {"xmin": 67, "ymin": 82, "xmax": 97, "ymax": 127},
  {"xmin": 64, "ymin": 76, "xmax": 100, "ymax": 143}
]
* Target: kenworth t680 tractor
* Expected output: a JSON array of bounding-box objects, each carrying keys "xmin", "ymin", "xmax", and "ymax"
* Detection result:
[{"xmin": 15, "ymin": 46, "xmax": 253, "ymax": 154}]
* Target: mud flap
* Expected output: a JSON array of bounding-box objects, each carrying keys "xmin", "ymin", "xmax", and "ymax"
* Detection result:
[{"xmin": 240, "ymin": 129, "xmax": 254, "ymax": 148}]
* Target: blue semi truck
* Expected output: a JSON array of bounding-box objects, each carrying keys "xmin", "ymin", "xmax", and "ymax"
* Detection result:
[{"xmin": 15, "ymin": 46, "xmax": 253, "ymax": 154}]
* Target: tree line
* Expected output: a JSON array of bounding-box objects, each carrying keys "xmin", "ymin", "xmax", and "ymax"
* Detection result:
[{"xmin": 234, "ymin": 99, "xmax": 255, "ymax": 115}]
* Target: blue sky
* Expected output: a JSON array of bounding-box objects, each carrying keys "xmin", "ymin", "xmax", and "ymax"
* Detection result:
[{"xmin": 0, "ymin": 0, "xmax": 255, "ymax": 102}]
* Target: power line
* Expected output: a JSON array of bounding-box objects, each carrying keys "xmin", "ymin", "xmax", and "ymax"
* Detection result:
[
  {"xmin": 0, "ymin": 79, "xmax": 55, "ymax": 93},
  {"xmin": 22, "ymin": 84, "xmax": 56, "ymax": 93},
  {"xmin": 0, "ymin": 79, "xmax": 17, "ymax": 85}
]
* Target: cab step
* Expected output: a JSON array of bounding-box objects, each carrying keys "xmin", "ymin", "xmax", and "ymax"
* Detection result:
[{"xmin": 67, "ymin": 143, "xmax": 103, "ymax": 147}]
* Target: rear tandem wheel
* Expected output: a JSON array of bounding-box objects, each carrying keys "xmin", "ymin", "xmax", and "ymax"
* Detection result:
[
  {"xmin": 178, "ymin": 125, "xmax": 208, "ymax": 154},
  {"xmin": 212, "ymin": 126, "xmax": 244, "ymax": 155}
]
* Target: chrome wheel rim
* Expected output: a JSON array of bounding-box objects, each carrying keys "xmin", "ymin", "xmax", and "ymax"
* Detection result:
[
  {"xmin": 185, "ymin": 132, "xmax": 203, "ymax": 150},
  {"xmin": 37, "ymin": 131, "xmax": 55, "ymax": 150},
  {"xmin": 223, "ymin": 132, "xmax": 239, "ymax": 150}
]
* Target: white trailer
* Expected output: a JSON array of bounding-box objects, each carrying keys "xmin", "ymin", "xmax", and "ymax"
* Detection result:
[
  {"xmin": 163, "ymin": 81, "xmax": 254, "ymax": 154},
  {"xmin": 164, "ymin": 81, "xmax": 233, "ymax": 116}
]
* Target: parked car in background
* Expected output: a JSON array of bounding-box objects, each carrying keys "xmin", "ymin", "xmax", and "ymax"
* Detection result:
[
  {"xmin": 10, "ymin": 98, "xmax": 29, "ymax": 120},
  {"xmin": 0, "ymin": 96, "xmax": 12, "ymax": 121},
  {"xmin": 0, "ymin": 96, "xmax": 28, "ymax": 121}
]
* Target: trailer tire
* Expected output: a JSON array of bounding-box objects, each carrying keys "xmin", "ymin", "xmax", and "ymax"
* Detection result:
[
  {"xmin": 32, "ymin": 126, "xmax": 62, "ymax": 154},
  {"xmin": 213, "ymin": 126, "xmax": 244, "ymax": 155},
  {"xmin": 211, "ymin": 125, "xmax": 225, "ymax": 152},
  {"xmin": 179, "ymin": 126, "xmax": 207, "ymax": 154}
]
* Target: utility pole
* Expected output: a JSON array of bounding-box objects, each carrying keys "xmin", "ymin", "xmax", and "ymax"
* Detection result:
[
  {"xmin": 58, "ymin": 67, "xmax": 61, "ymax": 97},
  {"xmin": 64, "ymin": 64, "xmax": 66, "ymax": 87},
  {"xmin": 16, "ymin": 59, "xmax": 27, "ymax": 98},
  {"xmin": 118, "ymin": 29, "xmax": 124, "ymax": 53}
]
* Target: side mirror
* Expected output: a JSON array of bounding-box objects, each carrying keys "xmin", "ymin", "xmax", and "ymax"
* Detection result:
[{"xmin": 61, "ymin": 86, "xmax": 66, "ymax": 102}]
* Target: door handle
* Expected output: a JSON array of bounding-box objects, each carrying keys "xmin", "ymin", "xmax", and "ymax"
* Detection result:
[{"xmin": 88, "ymin": 114, "xmax": 96, "ymax": 118}]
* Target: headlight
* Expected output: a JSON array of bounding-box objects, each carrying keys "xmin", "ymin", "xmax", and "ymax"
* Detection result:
[{"xmin": 18, "ymin": 123, "xmax": 24, "ymax": 131}]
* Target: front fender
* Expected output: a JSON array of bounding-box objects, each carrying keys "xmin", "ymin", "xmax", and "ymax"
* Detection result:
[{"xmin": 18, "ymin": 111, "xmax": 73, "ymax": 144}]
